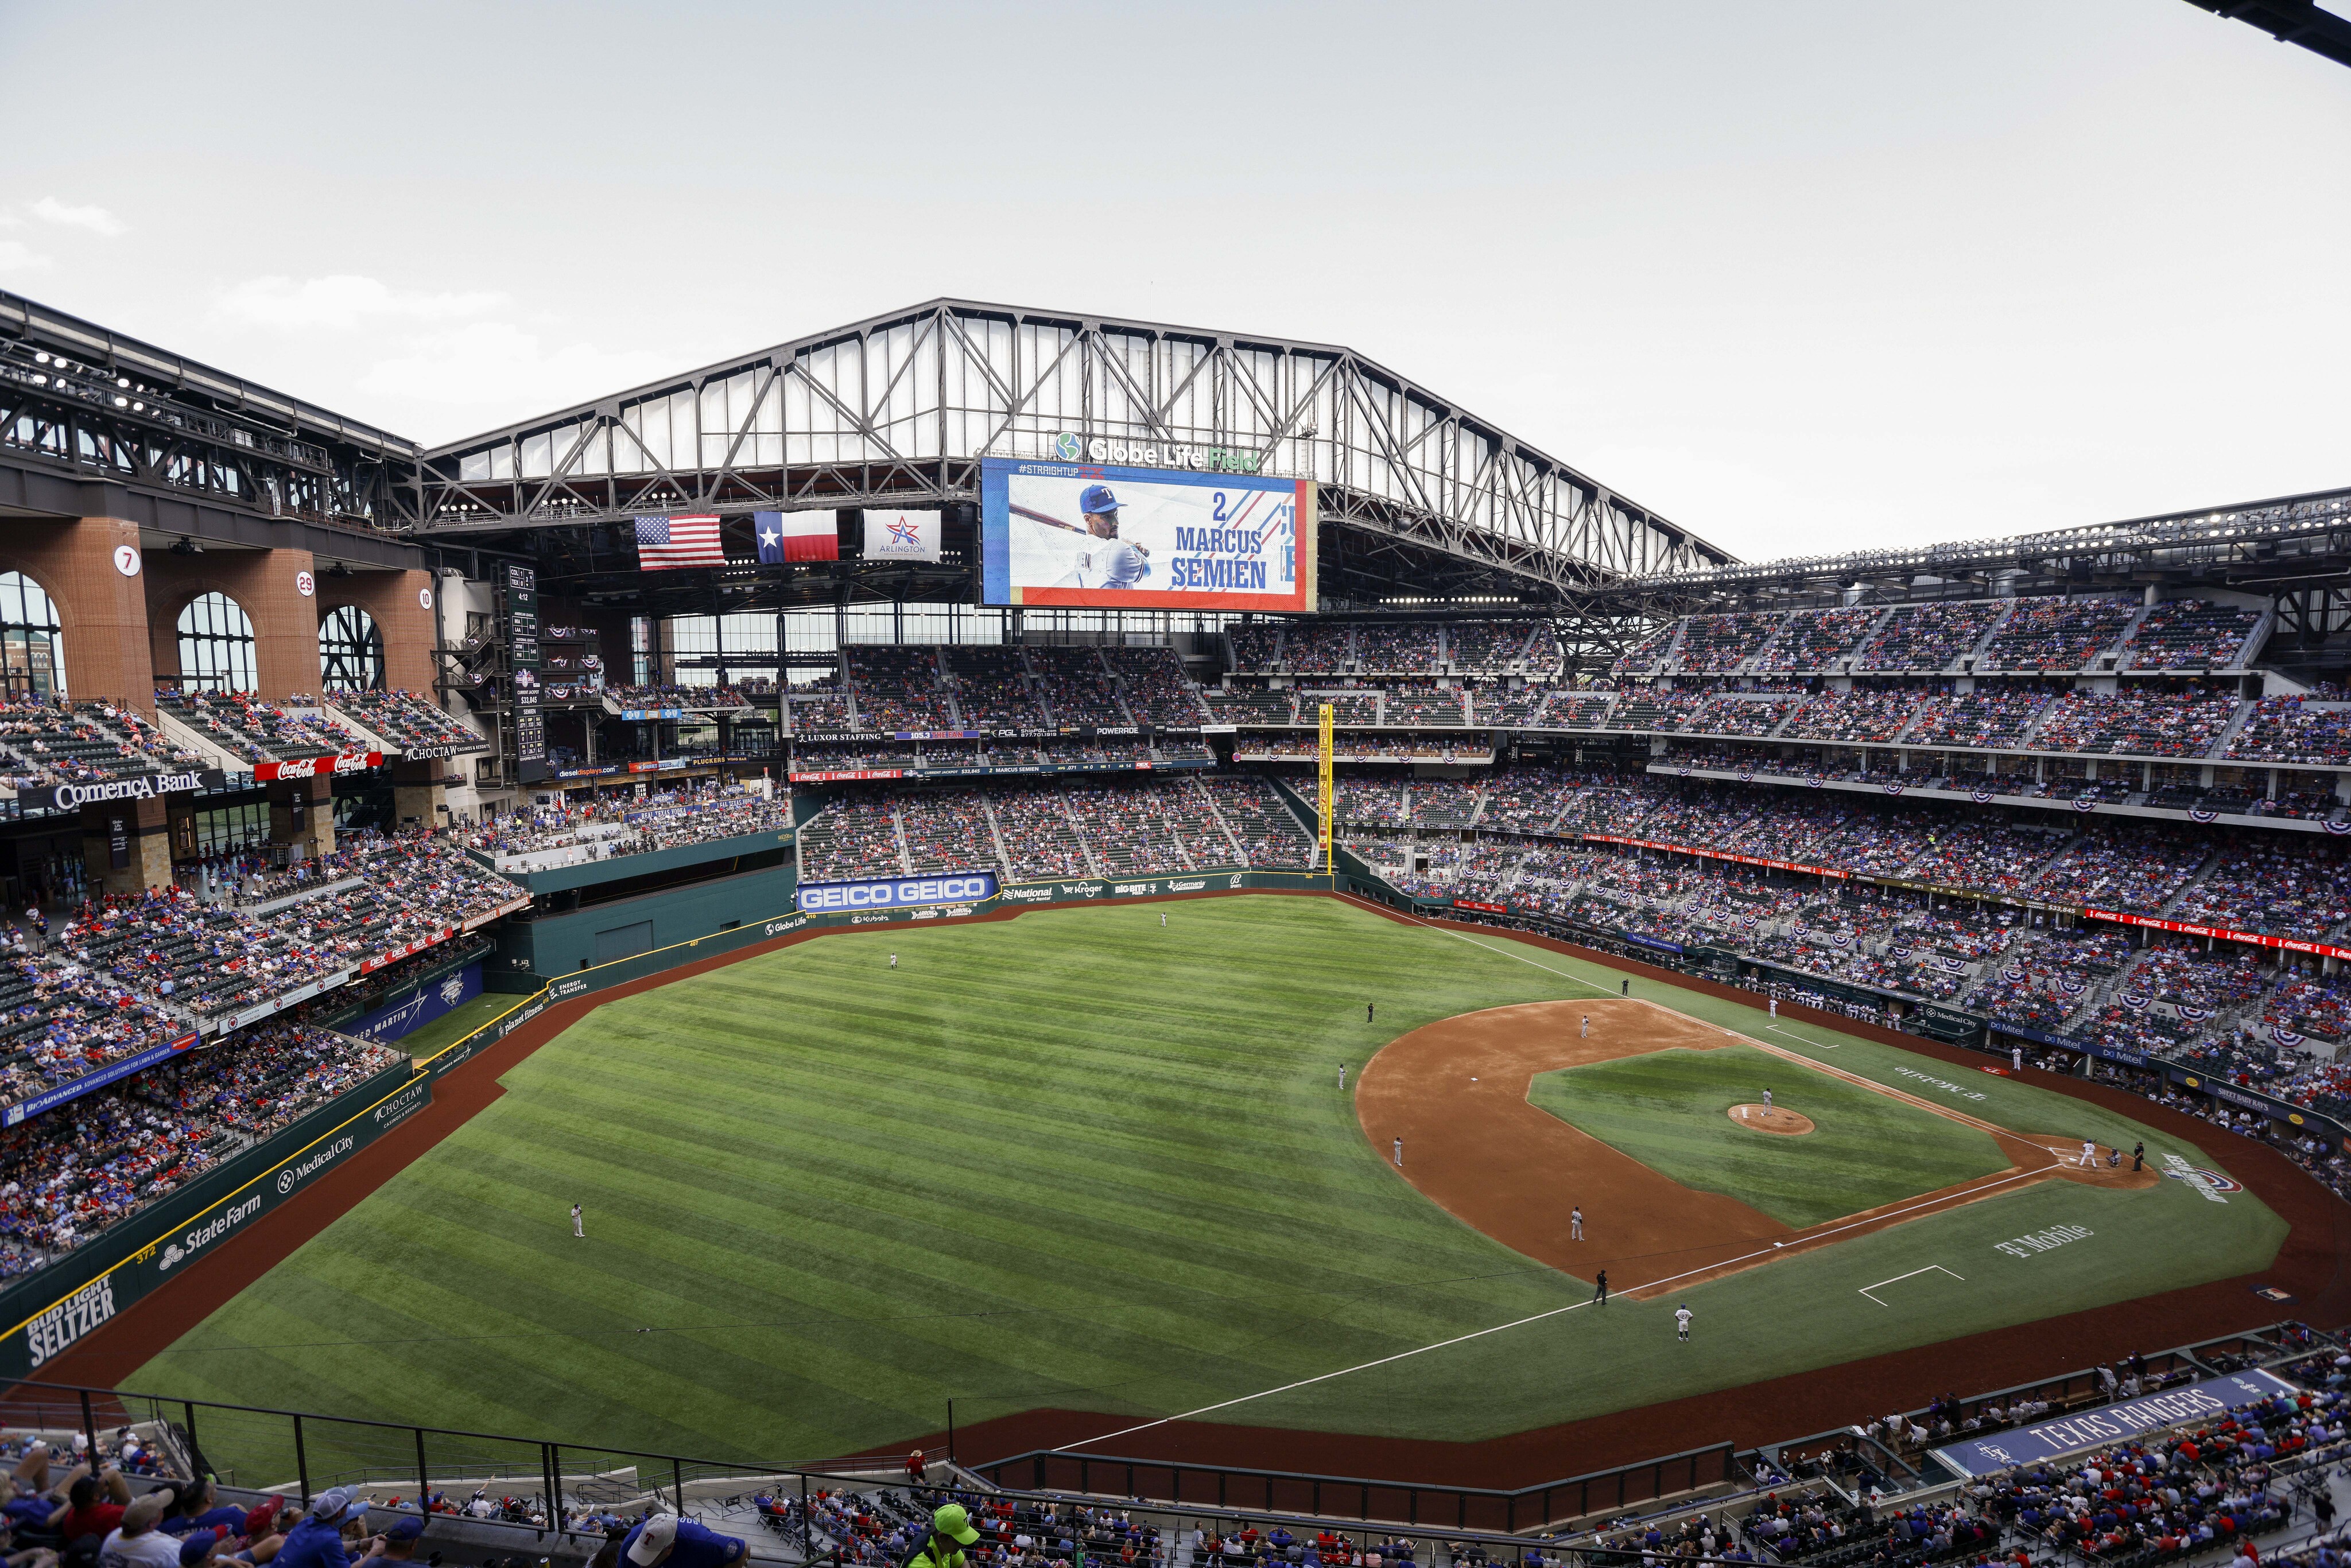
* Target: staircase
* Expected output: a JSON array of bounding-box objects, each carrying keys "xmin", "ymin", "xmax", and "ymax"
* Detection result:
[
  {"xmin": 889, "ymin": 802, "xmax": 915, "ymax": 876},
  {"xmin": 1192, "ymin": 778, "xmax": 1250, "ymax": 864},
  {"xmin": 1061, "ymin": 795, "xmax": 1105, "ymax": 878},
  {"xmin": 980, "ymin": 796, "xmax": 1014, "ymax": 879}
]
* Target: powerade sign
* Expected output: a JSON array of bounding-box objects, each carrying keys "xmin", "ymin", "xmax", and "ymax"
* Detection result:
[
  {"xmin": 1930, "ymin": 1368, "xmax": 2297, "ymax": 1477},
  {"xmin": 797, "ymin": 873, "xmax": 999, "ymax": 914}
]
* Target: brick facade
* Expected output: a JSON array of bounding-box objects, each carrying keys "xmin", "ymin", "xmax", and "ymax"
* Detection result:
[{"xmin": 0, "ymin": 517, "xmax": 160, "ymax": 714}]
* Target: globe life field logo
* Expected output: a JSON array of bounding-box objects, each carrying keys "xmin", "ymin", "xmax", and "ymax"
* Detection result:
[{"xmin": 1054, "ymin": 432, "xmax": 1083, "ymax": 461}]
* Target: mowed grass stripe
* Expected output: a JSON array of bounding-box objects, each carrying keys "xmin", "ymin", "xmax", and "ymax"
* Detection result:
[
  {"xmin": 1529, "ymin": 1044, "xmax": 2012, "ymax": 1228},
  {"xmin": 130, "ymin": 899, "xmax": 2258, "ymax": 1465}
]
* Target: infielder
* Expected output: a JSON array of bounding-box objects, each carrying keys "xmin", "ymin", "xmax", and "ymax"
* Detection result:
[
  {"xmin": 1392, "ymin": 1136, "xmax": 1403, "ymax": 1169},
  {"xmin": 1763, "ymin": 1088, "xmax": 1772, "ymax": 1111},
  {"xmin": 1569, "ymin": 1205, "xmax": 1583, "ymax": 1241},
  {"xmin": 1580, "ymin": 1015, "xmax": 1588, "ymax": 1039},
  {"xmin": 571, "ymin": 1202, "xmax": 583, "ymax": 1239},
  {"xmin": 1675, "ymin": 1305, "xmax": 1693, "ymax": 1342},
  {"xmin": 2078, "ymin": 1140, "xmax": 2097, "ymax": 1169}
]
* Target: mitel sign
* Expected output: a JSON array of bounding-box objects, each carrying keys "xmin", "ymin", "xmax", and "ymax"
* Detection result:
[
  {"xmin": 798, "ymin": 872, "xmax": 998, "ymax": 913},
  {"xmin": 36, "ymin": 770, "xmax": 223, "ymax": 812}
]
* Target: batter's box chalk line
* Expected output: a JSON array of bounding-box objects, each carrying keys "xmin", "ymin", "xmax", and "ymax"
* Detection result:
[{"xmin": 1858, "ymin": 1264, "xmax": 1965, "ymax": 1306}]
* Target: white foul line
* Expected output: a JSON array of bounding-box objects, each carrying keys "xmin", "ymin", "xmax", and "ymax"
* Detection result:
[
  {"xmin": 1766, "ymin": 1023, "xmax": 1840, "ymax": 1050},
  {"xmin": 1054, "ymin": 1170, "xmax": 2040, "ymax": 1453},
  {"xmin": 1859, "ymin": 1264, "xmax": 1964, "ymax": 1306}
]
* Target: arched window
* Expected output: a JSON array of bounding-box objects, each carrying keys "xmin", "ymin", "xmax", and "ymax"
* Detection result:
[
  {"xmin": 0, "ymin": 573, "xmax": 64, "ymax": 699},
  {"xmin": 178, "ymin": 592, "xmax": 257, "ymax": 693},
  {"xmin": 319, "ymin": 604, "xmax": 382, "ymax": 691}
]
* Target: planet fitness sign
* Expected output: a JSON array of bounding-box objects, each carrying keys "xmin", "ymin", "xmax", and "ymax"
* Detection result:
[{"xmin": 796, "ymin": 872, "xmax": 998, "ymax": 914}]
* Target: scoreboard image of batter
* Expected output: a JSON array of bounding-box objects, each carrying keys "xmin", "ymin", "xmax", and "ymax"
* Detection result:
[{"xmin": 979, "ymin": 457, "xmax": 1317, "ymax": 611}]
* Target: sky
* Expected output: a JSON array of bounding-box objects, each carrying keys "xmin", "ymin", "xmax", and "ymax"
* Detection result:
[{"xmin": 0, "ymin": 0, "xmax": 2344, "ymax": 564}]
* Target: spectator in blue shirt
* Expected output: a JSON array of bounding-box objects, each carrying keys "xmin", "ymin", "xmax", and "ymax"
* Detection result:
[
  {"xmin": 271, "ymin": 1489, "xmax": 383, "ymax": 1568},
  {"xmin": 619, "ymin": 1515, "xmax": 745, "ymax": 1568}
]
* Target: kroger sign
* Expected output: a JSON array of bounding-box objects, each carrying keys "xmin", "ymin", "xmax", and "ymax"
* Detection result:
[{"xmin": 797, "ymin": 873, "xmax": 998, "ymax": 914}]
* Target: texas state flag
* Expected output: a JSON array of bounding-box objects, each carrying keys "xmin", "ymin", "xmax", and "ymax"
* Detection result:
[{"xmin": 754, "ymin": 510, "xmax": 837, "ymax": 564}]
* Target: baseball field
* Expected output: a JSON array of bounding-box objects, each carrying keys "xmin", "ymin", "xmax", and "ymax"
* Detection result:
[{"xmin": 123, "ymin": 895, "xmax": 2286, "ymax": 1476}]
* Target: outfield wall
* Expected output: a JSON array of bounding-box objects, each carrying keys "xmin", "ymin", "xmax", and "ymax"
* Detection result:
[{"xmin": 0, "ymin": 1057, "xmax": 424, "ymax": 1382}]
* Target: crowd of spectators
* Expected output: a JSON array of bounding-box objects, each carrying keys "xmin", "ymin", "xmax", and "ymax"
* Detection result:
[
  {"xmin": 1031, "ymin": 647, "xmax": 1131, "ymax": 725},
  {"xmin": 2032, "ymin": 688, "xmax": 2243, "ymax": 758},
  {"xmin": 1354, "ymin": 624, "xmax": 1441, "ymax": 673},
  {"xmin": 1855, "ymin": 600, "xmax": 2006, "ymax": 670},
  {"xmin": 603, "ymin": 684, "xmax": 755, "ymax": 709},
  {"xmin": 2125, "ymin": 599, "xmax": 2265, "ymax": 670},
  {"xmin": 325, "ymin": 688, "xmax": 484, "ymax": 752},
  {"xmin": 1780, "ymin": 688, "xmax": 1926, "ymax": 743},
  {"xmin": 464, "ymin": 782, "xmax": 791, "ymax": 867},
  {"xmin": 944, "ymin": 648, "xmax": 1046, "ymax": 728},
  {"xmin": 1903, "ymin": 685, "xmax": 2057, "ymax": 749},
  {"xmin": 1672, "ymin": 614, "xmax": 1780, "ymax": 674},
  {"xmin": 2229, "ymin": 697, "xmax": 2351, "ymax": 766},
  {"xmin": 1444, "ymin": 622, "xmax": 1536, "ymax": 672},
  {"xmin": 155, "ymin": 690, "xmax": 367, "ymax": 763},
  {"xmin": 0, "ymin": 1024, "xmax": 399, "ymax": 1276},
  {"xmin": 1758, "ymin": 606, "xmax": 1886, "ymax": 671},
  {"xmin": 0, "ymin": 698, "xmax": 200, "ymax": 789},
  {"xmin": 1109, "ymin": 647, "xmax": 1211, "ymax": 725},
  {"xmin": 845, "ymin": 648, "xmax": 957, "ymax": 731},
  {"xmin": 1979, "ymin": 595, "xmax": 2137, "ymax": 671}
]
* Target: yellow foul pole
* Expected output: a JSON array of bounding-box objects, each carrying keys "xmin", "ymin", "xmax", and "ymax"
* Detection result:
[{"xmin": 1318, "ymin": 701, "xmax": 1334, "ymax": 883}]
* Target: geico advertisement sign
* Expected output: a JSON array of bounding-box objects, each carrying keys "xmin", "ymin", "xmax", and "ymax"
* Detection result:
[{"xmin": 797, "ymin": 873, "xmax": 997, "ymax": 913}]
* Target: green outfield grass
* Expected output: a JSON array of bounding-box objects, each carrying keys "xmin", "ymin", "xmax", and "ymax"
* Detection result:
[
  {"xmin": 391, "ymin": 993, "xmax": 515, "ymax": 1058},
  {"xmin": 1527, "ymin": 1042, "xmax": 2011, "ymax": 1227},
  {"xmin": 127, "ymin": 898, "xmax": 2287, "ymax": 1475}
]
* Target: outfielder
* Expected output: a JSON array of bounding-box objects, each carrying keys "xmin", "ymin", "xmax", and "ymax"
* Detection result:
[
  {"xmin": 1675, "ymin": 1305, "xmax": 1693, "ymax": 1342},
  {"xmin": 1338, "ymin": 1062, "xmax": 1347, "ymax": 1091},
  {"xmin": 571, "ymin": 1202, "xmax": 583, "ymax": 1239}
]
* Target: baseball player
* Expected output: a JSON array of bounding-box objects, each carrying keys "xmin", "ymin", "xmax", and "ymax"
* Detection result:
[
  {"xmin": 1160, "ymin": 911, "xmax": 1166, "ymax": 927},
  {"xmin": 1570, "ymin": 1205, "xmax": 1583, "ymax": 1241},
  {"xmin": 890, "ymin": 953, "xmax": 898, "ymax": 970},
  {"xmin": 1338, "ymin": 1063, "xmax": 1347, "ymax": 1091},
  {"xmin": 2078, "ymin": 1140, "xmax": 2097, "ymax": 1169},
  {"xmin": 1065, "ymin": 486, "xmax": 1150, "ymax": 589},
  {"xmin": 1769, "ymin": 997, "xmax": 1778, "ymax": 1019},
  {"xmin": 1763, "ymin": 1088, "xmax": 1772, "ymax": 1112},
  {"xmin": 571, "ymin": 1202, "xmax": 583, "ymax": 1239},
  {"xmin": 2012, "ymin": 1045, "xmax": 2023, "ymax": 1072},
  {"xmin": 1675, "ymin": 1304, "xmax": 1693, "ymax": 1342},
  {"xmin": 1580, "ymin": 1015, "xmax": 1588, "ymax": 1039},
  {"xmin": 1392, "ymin": 1136, "xmax": 1403, "ymax": 1169}
]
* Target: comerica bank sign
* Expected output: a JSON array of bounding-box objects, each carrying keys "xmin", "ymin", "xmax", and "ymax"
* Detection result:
[{"xmin": 1051, "ymin": 432, "xmax": 1263, "ymax": 474}]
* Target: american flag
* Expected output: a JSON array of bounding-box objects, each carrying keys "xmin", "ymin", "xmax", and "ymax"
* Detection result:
[{"xmin": 633, "ymin": 514, "xmax": 726, "ymax": 570}]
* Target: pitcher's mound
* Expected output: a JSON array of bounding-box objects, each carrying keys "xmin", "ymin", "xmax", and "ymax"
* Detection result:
[{"xmin": 1729, "ymin": 1103, "xmax": 1814, "ymax": 1135}]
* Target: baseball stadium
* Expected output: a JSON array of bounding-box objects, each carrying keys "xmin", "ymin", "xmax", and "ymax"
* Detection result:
[{"xmin": 1, "ymin": 8, "xmax": 2350, "ymax": 1568}]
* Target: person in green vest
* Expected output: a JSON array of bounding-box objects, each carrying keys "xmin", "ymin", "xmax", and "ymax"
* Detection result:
[{"xmin": 902, "ymin": 1505, "xmax": 981, "ymax": 1568}]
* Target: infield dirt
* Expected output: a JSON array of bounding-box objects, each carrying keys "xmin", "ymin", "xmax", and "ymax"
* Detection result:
[{"xmin": 1356, "ymin": 998, "xmax": 2158, "ymax": 1299}]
